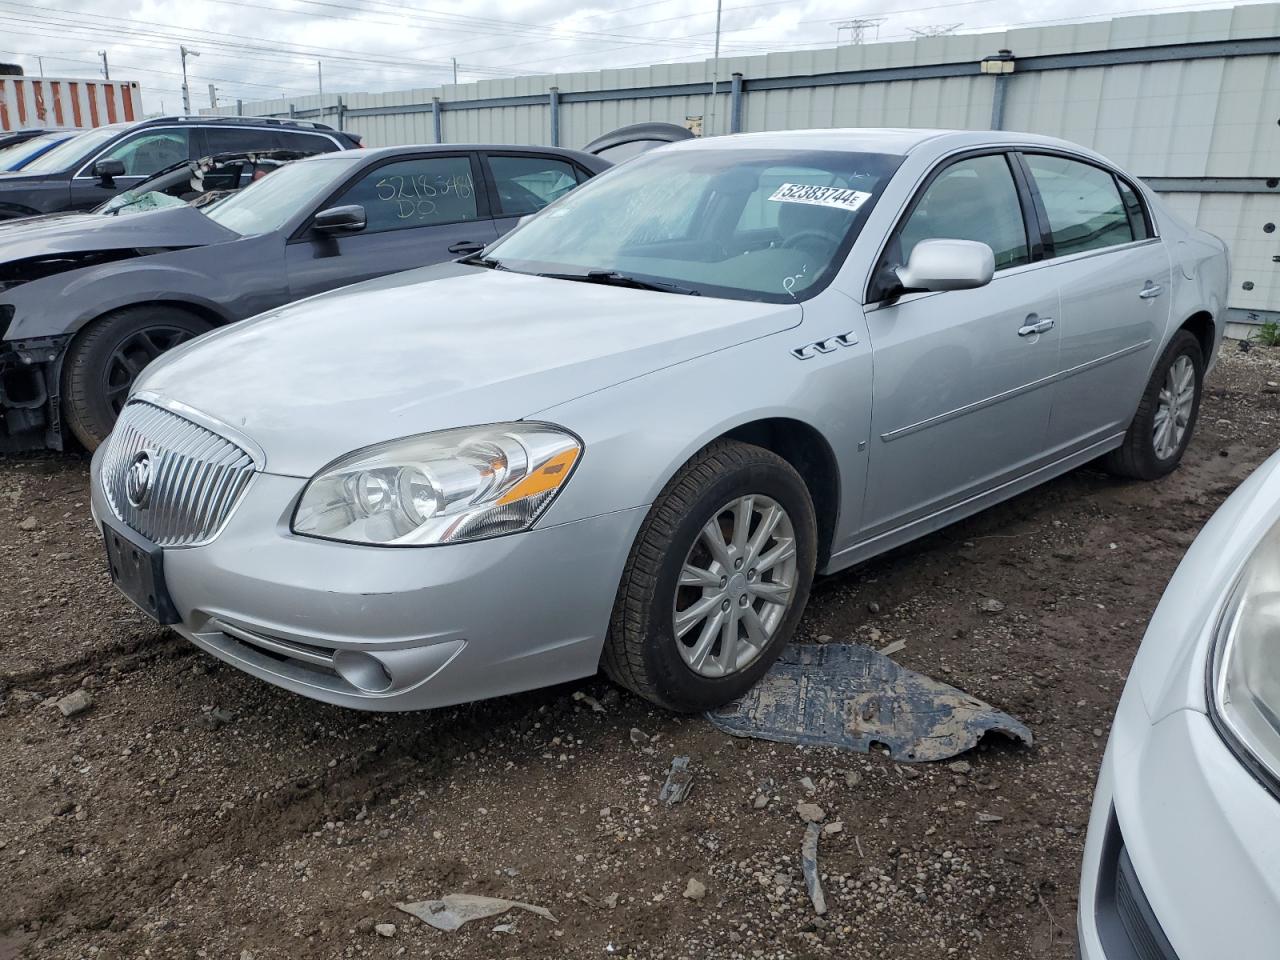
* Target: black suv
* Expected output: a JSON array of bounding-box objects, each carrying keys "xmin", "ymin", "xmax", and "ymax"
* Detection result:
[{"xmin": 0, "ymin": 116, "xmax": 362, "ymax": 219}]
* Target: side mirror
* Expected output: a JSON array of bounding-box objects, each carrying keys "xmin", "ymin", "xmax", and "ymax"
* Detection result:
[
  {"xmin": 894, "ymin": 238, "xmax": 995, "ymax": 294},
  {"xmin": 312, "ymin": 204, "xmax": 367, "ymax": 234},
  {"xmin": 94, "ymin": 159, "xmax": 126, "ymax": 185}
]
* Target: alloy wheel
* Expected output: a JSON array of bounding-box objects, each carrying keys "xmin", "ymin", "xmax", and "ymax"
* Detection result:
[
  {"xmin": 672, "ymin": 494, "xmax": 798, "ymax": 678},
  {"xmin": 1152, "ymin": 354, "xmax": 1195, "ymax": 460},
  {"xmin": 102, "ymin": 326, "xmax": 199, "ymax": 414}
]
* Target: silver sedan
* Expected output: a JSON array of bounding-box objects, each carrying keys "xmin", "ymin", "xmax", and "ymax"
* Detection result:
[{"xmin": 90, "ymin": 128, "xmax": 1230, "ymax": 713}]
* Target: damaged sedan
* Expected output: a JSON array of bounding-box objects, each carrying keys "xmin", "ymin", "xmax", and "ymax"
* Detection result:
[{"xmin": 1, "ymin": 143, "xmax": 609, "ymax": 451}]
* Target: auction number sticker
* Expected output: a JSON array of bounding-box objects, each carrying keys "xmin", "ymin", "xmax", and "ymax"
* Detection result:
[{"xmin": 768, "ymin": 183, "xmax": 871, "ymax": 212}]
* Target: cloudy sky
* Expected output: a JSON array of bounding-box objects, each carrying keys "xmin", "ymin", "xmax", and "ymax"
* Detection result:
[{"xmin": 0, "ymin": 0, "xmax": 1263, "ymax": 110}]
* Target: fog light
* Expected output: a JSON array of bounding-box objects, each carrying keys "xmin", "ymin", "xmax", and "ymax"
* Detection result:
[{"xmin": 332, "ymin": 650, "xmax": 393, "ymax": 693}]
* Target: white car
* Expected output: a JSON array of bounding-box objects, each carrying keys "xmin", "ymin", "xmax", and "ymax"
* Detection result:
[{"xmin": 1078, "ymin": 450, "xmax": 1280, "ymax": 958}]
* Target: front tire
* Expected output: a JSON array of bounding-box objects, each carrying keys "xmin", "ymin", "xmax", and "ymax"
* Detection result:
[
  {"xmin": 62, "ymin": 306, "xmax": 212, "ymax": 451},
  {"xmin": 1105, "ymin": 329, "xmax": 1204, "ymax": 480},
  {"xmin": 603, "ymin": 440, "xmax": 817, "ymax": 712}
]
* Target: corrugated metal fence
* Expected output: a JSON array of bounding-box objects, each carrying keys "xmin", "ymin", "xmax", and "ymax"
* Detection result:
[{"xmin": 210, "ymin": 3, "xmax": 1280, "ymax": 326}]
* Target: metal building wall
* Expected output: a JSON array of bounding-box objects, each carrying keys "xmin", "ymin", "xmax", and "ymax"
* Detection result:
[{"xmin": 210, "ymin": 2, "xmax": 1280, "ymax": 325}]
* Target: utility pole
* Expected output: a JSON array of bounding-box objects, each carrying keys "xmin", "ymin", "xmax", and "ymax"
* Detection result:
[
  {"xmin": 208, "ymin": 83, "xmax": 218, "ymax": 109},
  {"xmin": 451, "ymin": 57, "xmax": 458, "ymax": 85},
  {"xmin": 98, "ymin": 50, "xmax": 109, "ymax": 79},
  {"xmin": 180, "ymin": 45, "xmax": 199, "ymax": 114},
  {"xmin": 36, "ymin": 56, "xmax": 43, "ymax": 77},
  {"xmin": 317, "ymin": 60, "xmax": 323, "ymax": 97},
  {"xmin": 707, "ymin": 0, "xmax": 722, "ymax": 137}
]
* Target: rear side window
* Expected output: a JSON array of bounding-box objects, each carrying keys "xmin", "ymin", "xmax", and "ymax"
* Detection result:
[
  {"xmin": 897, "ymin": 154, "xmax": 1030, "ymax": 270},
  {"xmin": 202, "ymin": 127, "xmax": 280, "ymax": 155},
  {"xmin": 334, "ymin": 156, "xmax": 479, "ymax": 233},
  {"xmin": 1116, "ymin": 179, "xmax": 1151, "ymax": 241},
  {"xmin": 277, "ymin": 130, "xmax": 343, "ymax": 155},
  {"xmin": 487, "ymin": 154, "xmax": 582, "ymax": 216},
  {"xmin": 1024, "ymin": 154, "xmax": 1134, "ymax": 256}
]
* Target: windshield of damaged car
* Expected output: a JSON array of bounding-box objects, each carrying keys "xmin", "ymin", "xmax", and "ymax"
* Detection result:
[
  {"xmin": 201, "ymin": 155, "xmax": 363, "ymax": 236},
  {"xmin": 484, "ymin": 148, "xmax": 904, "ymax": 302},
  {"xmin": 19, "ymin": 125, "xmax": 124, "ymax": 174}
]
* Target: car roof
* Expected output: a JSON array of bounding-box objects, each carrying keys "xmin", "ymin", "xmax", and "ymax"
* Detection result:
[
  {"xmin": 661, "ymin": 127, "xmax": 1111, "ymax": 161},
  {"xmin": 298, "ymin": 142, "xmax": 607, "ymax": 167}
]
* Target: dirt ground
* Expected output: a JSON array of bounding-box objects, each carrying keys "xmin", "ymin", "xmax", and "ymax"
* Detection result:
[{"xmin": 2, "ymin": 345, "xmax": 1279, "ymax": 960}]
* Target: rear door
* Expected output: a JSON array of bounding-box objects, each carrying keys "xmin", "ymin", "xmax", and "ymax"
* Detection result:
[
  {"xmin": 861, "ymin": 151, "xmax": 1061, "ymax": 540},
  {"xmin": 285, "ymin": 151, "xmax": 497, "ymax": 300},
  {"xmin": 481, "ymin": 151, "xmax": 592, "ymax": 237},
  {"xmin": 1018, "ymin": 152, "xmax": 1172, "ymax": 455},
  {"xmin": 68, "ymin": 126, "xmax": 196, "ymax": 209}
]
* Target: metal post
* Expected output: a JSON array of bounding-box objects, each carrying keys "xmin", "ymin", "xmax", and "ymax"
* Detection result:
[
  {"xmin": 990, "ymin": 74, "xmax": 1008, "ymax": 129},
  {"xmin": 708, "ymin": 0, "xmax": 723, "ymax": 136},
  {"xmin": 337, "ymin": 95, "xmax": 345, "ymax": 131},
  {"xmin": 452, "ymin": 57, "xmax": 458, "ymax": 85},
  {"xmin": 99, "ymin": 50, "xmax": 109, "ymax": 79},
  {"xmin": 180, "ymin": 45, "xmax": 199, "ymax": 115},
  {"xmin": 36, "ymin": 56, "xmax": 44, "ymax": 77},
  {"xmin": 318, "ymin": 61, "xmax": 323, "ymax": 98},
  {"xmin": 236, "ymin": 99, "xmax": 243, "ymax": 116},
  {"xmin": 729, "ymin": 72, "xmax": 744, "ymax": 134},
  {"xmin": 549, "ymin": 87, "xmax": 560, "ymax": 147},
  {"xmin": 432, "ymin": 97, "xmax": 443, "ymax": 143},
  {"xmin": 207, "ymin": 83, "xmax": 217, "ymax": 109}
]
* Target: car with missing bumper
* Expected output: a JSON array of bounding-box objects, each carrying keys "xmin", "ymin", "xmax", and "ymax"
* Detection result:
[
  {"xmin": 0, "ymin": 143, "xmax": 609, "ymax": 451},
  {"xmin": 89, "ymin": 128, "xmax": 1228, "ymax": 714},
  {"xmin": 1077, "ymin": 449, "xmax": 1280, "ymax": 959}
]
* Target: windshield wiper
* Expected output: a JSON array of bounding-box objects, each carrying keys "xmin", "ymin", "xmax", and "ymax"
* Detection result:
[
  {"xmin": 537, "ymin": 270, "xmax": 700, "ymax": 296},
  {"xmin": 459, "ymin": 253, "xmax": 508, "ymax": 271}
]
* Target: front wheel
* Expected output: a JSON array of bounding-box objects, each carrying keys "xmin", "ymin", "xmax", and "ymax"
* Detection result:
[
  {"xmin": 602, "ymin": 440, "xmax": 817, "ymax": 712},
  {"xmin": 62, "ymin": 306, "xmax": 212, "ymax": 450},
  {"xmin": 1104, "ymin": 329, "xmax": 1204, "ymax": 480}
]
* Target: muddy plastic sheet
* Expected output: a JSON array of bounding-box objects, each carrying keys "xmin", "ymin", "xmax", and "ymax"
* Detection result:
[{"xmin": 706, "ymin": 644, "xmax": 1033, "ymax": 762}]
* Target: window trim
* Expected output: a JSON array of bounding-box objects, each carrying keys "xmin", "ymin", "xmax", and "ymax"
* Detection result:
[
  {"xmin": 288, "ymin": 150, "xmax": 488, "ymax": 243},
  {"xmin": 1015, "ymin": 149, "xmax": 1158, "ymax": 259},
  {"xmin": 479, "ymin": 150, "xmax": 595, "ymax": 219},
  {"xmin": 865, "ymin": 148, "xmax": 1038, "ymax": 304}
]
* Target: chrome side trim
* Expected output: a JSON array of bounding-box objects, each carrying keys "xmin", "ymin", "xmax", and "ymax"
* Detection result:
[{"xmin": 880, "ymin": 339, "xmax": 1153, "ymax": 442}]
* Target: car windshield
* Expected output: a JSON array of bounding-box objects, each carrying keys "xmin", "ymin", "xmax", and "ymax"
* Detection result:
[
  {"xmin": 486, "ymin": 147, "xmax": 904, "ymax": 302},
  {"xmin": 18, "ymin": 126, "xmax": 121, "ymax": 174},
  {"xmin": 0, "ymin": 132, "xmax": 67, "ymax": 170},
  {"xmin": 202, "ymin": 155, "xmax": 363, "ymax": 236}
]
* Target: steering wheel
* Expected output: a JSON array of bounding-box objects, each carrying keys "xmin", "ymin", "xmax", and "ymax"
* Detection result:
[{"xmin": 780, "ymin": 229, "xmax": 842, "ymax": 257}]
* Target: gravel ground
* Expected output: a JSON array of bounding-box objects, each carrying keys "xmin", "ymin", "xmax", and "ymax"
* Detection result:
[{"xmin": 2, "ymin": 344, "xmax": 1279, "ymax": 960}]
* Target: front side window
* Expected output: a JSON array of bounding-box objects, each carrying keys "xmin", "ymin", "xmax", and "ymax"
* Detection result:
[
  {"xmin": 486, "ymin": 147, "xmax": 904, "ymax": 303},
  {"xmin": 1024, "ymin": 154, "xmax": 1134, "ymax": 256},
  {"xmin": 202, "ymin": 155, "xmax": 362, "ymax": 236},
  {"xmin": 488, "ymin": 155, "xmax": 582, "ymax": 216},
  {"xmin": 333, "ymin": 156, "xmax": 479, "ymax": 233},
  {"xmin": 96, "ymin": 129, "xmax": 192, "ymax": 177},
  {"xmin": 897, "ymin": 154, "xmax": 1030, "ymax": 271}
]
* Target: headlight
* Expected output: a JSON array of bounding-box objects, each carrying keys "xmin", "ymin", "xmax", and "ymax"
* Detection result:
[
  {"xmin": 1210, "ymin": 516, "xmax": 1280, "ymax": 793},
  {"xmin": 292, "ymin": 423, "xmax": 581, "ymax": 546}
]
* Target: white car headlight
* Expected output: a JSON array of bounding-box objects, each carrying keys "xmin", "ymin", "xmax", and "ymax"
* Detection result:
[
  {"xmin": 292, "ymin": 423, "xmax": 581, "ymax": 546},
  {"xmin": 1211, "ymin": 516, "xmax": 1280, "ymax": 792}
]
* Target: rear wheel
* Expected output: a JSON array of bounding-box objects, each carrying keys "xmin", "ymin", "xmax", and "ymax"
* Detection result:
[
  {"xmin": 62, "ymin": 306, "xmax": 212, "ymax": 450},
  {"xmin": 1104, "ymin": 329, "xmax": 1204, "ymax": 480},
  {"xmin": 602, "ymin": 440, "xmax": 817, "ymax": 712}
]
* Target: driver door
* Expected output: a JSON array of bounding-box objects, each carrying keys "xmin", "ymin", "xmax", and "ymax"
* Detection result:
[
  {"xmin": 285, "ymin": 152, "xmax": 497, "ymax": 300},
  {"xmin": 860, "ymin": 152, "xmax": 1061, "ymax": 540}
]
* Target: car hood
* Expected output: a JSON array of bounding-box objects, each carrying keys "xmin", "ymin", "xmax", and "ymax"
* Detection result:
[
  {"xmin": 136, "ymin": 263, "xmax": 802, "ymax": 477},
  {"xmin": 0, "ymin": 205, "xmax": 236, "ymax": 260}
]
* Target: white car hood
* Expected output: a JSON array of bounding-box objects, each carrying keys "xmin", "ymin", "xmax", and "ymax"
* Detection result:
[{"xmin": 136, "ymin": 264, "xmax": 801, "ymax": 477}]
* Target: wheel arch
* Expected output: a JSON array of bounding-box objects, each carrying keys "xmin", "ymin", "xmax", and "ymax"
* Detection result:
[
  {"xmin": 714, "ymin": 417, "xmax": 842, "ymax": 570},
  {"xmin": 1176, "ymin": 309, "xmax": 1216, "ymax": 366}
]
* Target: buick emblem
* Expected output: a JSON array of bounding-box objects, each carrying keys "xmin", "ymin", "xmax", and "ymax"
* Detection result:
[{"xmin": 125, "ymin": 451, "xmax": 155, "ymax": 509}]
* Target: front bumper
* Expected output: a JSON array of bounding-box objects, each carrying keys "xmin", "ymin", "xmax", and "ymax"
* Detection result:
[
  {"xmin": 91, "ymin": 455, "xmax": 646, "ymax": 711},
  {"xmin": 1078, "ymin": 679, "xmax": 1280, "ymax": 959}
]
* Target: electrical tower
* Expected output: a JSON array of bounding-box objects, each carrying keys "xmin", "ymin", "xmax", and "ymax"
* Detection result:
[
  {"xmin": 832, "ymin": 17, "xmax": 886, "ymax": 45},
  {"xmin": 907, "ymin": 23, "xmax": 963, "ymax": 38}
]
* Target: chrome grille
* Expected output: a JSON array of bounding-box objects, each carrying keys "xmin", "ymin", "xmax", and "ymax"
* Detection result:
[{"xmin": 101, "ymin": 401, "xmax": 256, "ymax": 547}]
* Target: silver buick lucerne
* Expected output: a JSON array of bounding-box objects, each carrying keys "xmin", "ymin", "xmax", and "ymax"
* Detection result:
[{"xmin": 90, "ymin": 129, "xmax": 1229, "ymax": 713}]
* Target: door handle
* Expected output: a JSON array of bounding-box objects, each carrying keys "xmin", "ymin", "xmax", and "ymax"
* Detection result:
[
  {"xmin": 1018, "ymin": 316, "xmax": 1055, "ymax": 337},
  {"xmin": 448, "ymin": 240, "xmax": 485, "ymax": 254},
  {"xmin": 1138, "ymin": 282, "xmax": 1164, "ymax": 300}
]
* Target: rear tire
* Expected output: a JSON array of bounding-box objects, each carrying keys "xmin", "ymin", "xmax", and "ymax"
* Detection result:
[
  {"xmin": 62, "ymin": 306, "xmax": 212, "ymax": 451},
  {"xmin": 1104, "ymin": 329, "xmax": 1204, "ymax": 480},
  {"xmin": 602, "ymin": 440, "xmax": 817, "ymax": 712}
]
